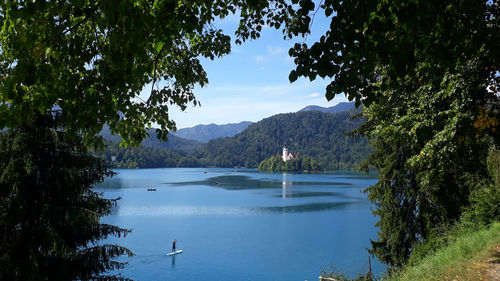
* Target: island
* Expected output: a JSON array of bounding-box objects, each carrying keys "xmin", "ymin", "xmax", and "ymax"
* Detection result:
[{"xmin": 258, "ymin": 146, "xmax": 323, "ymax": 172}]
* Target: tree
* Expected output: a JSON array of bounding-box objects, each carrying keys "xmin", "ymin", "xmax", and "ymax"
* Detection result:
[
  {"xmin": 282, "ymin": 0, "xmax": 499, "ymax": 266},
  {"xmin": 0, "ymin": 0, "xmax": 310, "ymax": 146},
  {"xmin": 0, "ymin": 114, "xmax": 133, "ymax": 280},
  {"xmin": 258, "ymin": 154, "xmax": 322, "ymax": 172}
]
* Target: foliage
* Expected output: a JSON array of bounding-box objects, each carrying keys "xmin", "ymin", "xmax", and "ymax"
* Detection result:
[
  {"xmin": 196, "ymin": 109, "xmax": 371, "ymax": 169},
  {"xmin": 281, "ymin": 0, "xmax": 500, "ymax": 267},
  {"xmin": 93, "ymin": 141, "xmax": 201, "ymax": 169},
  {"xmin": 361, "ymin": 57, "xmax": 499, "ymax": 267},
  {"xmin": 487, "ymin": 147, "xmax": 500, "ymax": 187},
  {"xmin": 462, "ymin": 148, "xmax": 500, "ymax": 226},
  {"xmin": 287, "ymin": 1, "xmax": 499, "ymax": 106},
  {"xmin": 0, "ymin": 0, "xmax": 311, "ymax": 147},
  {"xmin": 258, "ymin": 154, "xmax": 322, "ymax": 172},
  {"xmin": 0, "ymin": 115, "xmax": 133, "ymax": 280}
]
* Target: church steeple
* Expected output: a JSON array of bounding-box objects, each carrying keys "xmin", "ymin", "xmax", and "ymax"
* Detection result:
[{"xmin": 282, "ymin": 145, "xmax": 288, "ymax": 162}]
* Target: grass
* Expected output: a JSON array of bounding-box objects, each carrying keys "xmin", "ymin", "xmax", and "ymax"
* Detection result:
[{"xmin": 385, "ymin": 222, "xmax": 500, "ymax": 281}]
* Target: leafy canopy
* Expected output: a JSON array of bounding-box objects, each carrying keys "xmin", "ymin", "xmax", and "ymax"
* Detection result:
[
  {"xmin": 288, "ymin": 0, "xmax": 499, "ymax": 106},
  {"xmin": 0, "ymin": 0, "xmax": 310, "ymax": 146},
  {"xmin": 282, "ymin": 0, "xmax": 499, "ymax": 267}
]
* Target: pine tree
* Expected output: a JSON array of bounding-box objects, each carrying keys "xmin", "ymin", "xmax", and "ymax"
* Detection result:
[{"xmin": 0, "ymin": 114, "xmax": 133, "ymax": 280}]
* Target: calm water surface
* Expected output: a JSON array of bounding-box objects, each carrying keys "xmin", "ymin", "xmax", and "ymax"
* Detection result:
[{"xmin": 95, "ymin": 168, "xmax": 384, "ymax": 281}]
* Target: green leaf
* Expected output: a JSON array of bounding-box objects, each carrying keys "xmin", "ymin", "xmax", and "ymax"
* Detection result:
[
  {"xmin": 155, "ymin": 42, "xmax": 164, "ymax": 53},
  {"xmin": 289, "ymin": 70, "xmax": 298, "ymax": 82}
]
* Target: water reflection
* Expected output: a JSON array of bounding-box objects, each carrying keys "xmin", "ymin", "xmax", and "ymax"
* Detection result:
[
  {"xmin": 171, "ymin": 175, "xmax": 280, "ymax": 189},
  {"xmin": 171, "ymin": 175, "xmax": 347, "ymax": 190},
  {"xmin": 255, "ymin": 201, "xmax": 361, "ymax": 213},
  {"xmin": 171, "ymin": 255, "xmax": 176, "ymax": 267},
  {"xmin": 282, "ymin": 173, "xmax": 287, "ymax": 198},
  {"xmin": 276, "ymin": 191, "xmax": 345, "ymax": 198}
]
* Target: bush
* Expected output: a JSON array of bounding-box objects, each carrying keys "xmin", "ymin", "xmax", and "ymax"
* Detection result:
[
  {"xmin": 409, "ymin": 147, "xmax": 500, "ymax": 266},
  {"xmin": 462, "ymin": 147, "xmax": 500, "ymax": 226}
]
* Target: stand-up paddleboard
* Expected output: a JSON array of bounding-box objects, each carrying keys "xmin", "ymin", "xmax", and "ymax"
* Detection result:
[{"xmin": 167, "ymin": 250, "xmax": 183, "ymax": 256}]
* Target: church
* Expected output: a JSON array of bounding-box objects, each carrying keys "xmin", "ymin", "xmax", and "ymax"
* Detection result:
[{"xmin": 282, "ymin": 146, "xmax": 296, "ymax": 162}]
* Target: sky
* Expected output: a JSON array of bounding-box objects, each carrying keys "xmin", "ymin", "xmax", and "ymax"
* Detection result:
[{"xmin": 150, "ymin": 8, "xmax": 348, "ymax": 129}]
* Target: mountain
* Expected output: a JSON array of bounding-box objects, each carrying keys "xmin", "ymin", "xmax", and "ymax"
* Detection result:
[
  {"xmin": 298, "ymin": 102, "xmax": 355, "ymax": 114},
  {"xmin": 194, "ymin": 108, "xmax": 371, "ymax": 169},
  {"xmin": 99, "ymin": 126, "xmax": 204, "ymax": 153},
  {"xmin": 173, "ymin": 121, "xmax": 253, "ymax": 142}
]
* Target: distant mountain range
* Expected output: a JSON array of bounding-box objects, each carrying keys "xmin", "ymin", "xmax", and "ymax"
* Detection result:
[
  {"xmin": 298, "ymin": 102, "xmax": 355, "ymax": 114},
  {"xmin": 99, "ymin": 125, "xmax": 204, "ymax": 153},
  {"xmin": 170, "ymin": 102, "xmax": 355, "ymax": 143},
  {"xmin": 172, "ymin": 121, "xmax": 253, "ymax": 143}
]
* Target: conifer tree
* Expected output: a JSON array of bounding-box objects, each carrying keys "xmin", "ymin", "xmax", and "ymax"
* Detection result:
[{"xmin": 0, "ymin": 114, "xmax": 133, "ymax": 280}]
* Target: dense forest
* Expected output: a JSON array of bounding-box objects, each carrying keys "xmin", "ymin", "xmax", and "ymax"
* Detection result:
[
  {"xmin": 194, "ymin": 109, "xmax": 371, "ymax": 169},
  {"xmin": 92, "ymin": 141, "xmax": 200, "ymax": 169},
  {"xmin": 258, "ymin": 154, "xmax": 322, "ymax": 172}
]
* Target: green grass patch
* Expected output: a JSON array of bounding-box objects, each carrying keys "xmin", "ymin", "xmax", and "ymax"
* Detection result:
[{"xmin": 386, "ymin": 222, "xmax": 500, "ymax": 281}]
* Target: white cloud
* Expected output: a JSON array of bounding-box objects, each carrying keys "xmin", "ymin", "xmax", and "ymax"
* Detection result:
[
  {"xmin": 305, "ymin": 92, "xmax": 320, "ymax": 98},
  {"xmin": 267, "ymin": 46, "xmax": 286, "ymax": 55}
]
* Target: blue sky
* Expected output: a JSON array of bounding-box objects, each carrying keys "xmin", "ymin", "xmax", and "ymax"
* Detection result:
[{"xmin": 162, "ymin": 9, "xmax": 347, "ymax": 129}]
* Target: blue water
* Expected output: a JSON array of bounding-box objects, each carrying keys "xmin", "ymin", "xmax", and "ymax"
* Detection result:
[{"xmin": 95, "ymin": 168, "xmax": 384, "ymax": 281}]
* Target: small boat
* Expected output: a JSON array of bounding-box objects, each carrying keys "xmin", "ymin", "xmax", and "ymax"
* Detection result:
[{"xmin": 147, "ymin": 188, "xmax": 156, "ymax": 191}]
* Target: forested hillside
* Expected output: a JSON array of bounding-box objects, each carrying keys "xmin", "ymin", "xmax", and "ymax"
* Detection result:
[
  {"xmin": 94, "ymin": 108, "xmax": 369, "ymax": 170},
  {"xmin": 194, "ymin": 109, "xmax": 371, "ymax": 169},
  {"xmin": 93, "ymin": 141, "xmax": 200, "ymax": 169}
]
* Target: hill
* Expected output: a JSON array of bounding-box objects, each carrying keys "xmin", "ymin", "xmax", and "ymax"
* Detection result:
[
  {"xmin": 298, "ymin": 102, "xmax": 355, "ymax": 114},
  {"xmin": 93, "ymin": 141, "xmax": 200, "ymax": 169},
  {"xmin": 173, "ymin": 121, "xmax": 253, "ymax": 142},
  {"xmin": 194, "ymin": 109, "xmax": 371, "ymax": 169},
  {"xmin": 99, "ymin": 125, "xmax": 204, "ymax": 153}
]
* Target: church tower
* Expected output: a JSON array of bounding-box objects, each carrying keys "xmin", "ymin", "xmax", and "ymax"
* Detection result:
[{"xmin": 282, "ymin": 146, "xmax": 288, "ymax": 162}]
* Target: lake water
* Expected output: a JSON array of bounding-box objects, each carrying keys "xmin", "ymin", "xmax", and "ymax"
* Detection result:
[{"xmin": 95, "ymin": 168, "xmax": 384, "ymax": 281}]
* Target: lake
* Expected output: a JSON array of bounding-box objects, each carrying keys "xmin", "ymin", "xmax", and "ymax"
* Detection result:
[{"xmin": 95, "ymin": 168, "xmax": 384, "ymax": 281}]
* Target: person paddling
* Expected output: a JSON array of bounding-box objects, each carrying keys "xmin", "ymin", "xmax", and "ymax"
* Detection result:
[{"xmin": 172, "ymin": 239, "xmax": 177, "ymax": 253}]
